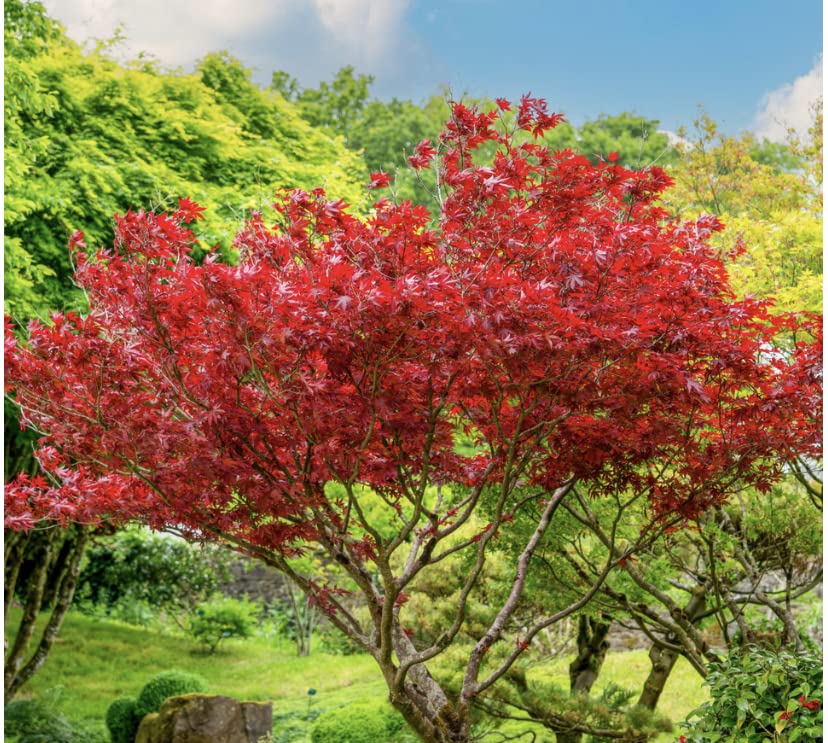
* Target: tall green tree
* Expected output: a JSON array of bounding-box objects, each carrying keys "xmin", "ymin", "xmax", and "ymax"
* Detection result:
[
  {"xmin": 663, "ymin": 109, "xmax": 822, "ymax": 314},
  {"xmin": 4, "ymin": 1, "xmax": 368, "ymax": 320},
  {"xmin": 276, "ymin": 64, "xmax": 374, "ymax": 140},
  {"xmin": 576, "ymin": 112, "xmax": 676, "ymax": 168}
]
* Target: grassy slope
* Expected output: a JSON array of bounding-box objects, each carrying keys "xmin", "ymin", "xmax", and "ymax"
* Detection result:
[{"xmin": 13, "ymin": 610, "xmax": 704, "ymax": 741}]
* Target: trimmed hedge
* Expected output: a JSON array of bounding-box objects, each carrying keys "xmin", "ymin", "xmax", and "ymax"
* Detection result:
[
  {"xmin": 134, "ymin": 670, "xmax": 208, "ymax": 719},
  {"xmin": 311, "ymin": 701, "xmax": 406, "ymax": 743},
  {"xmin": 105, "ymin": 696, "xmax": 140, "ymax": 743}
]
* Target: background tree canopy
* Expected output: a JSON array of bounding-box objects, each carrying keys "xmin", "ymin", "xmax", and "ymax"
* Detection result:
[{"xmin": 4, "ymin": 0, "xmax": 368, "ymax": 319}]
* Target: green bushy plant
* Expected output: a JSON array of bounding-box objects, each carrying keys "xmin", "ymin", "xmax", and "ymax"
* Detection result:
[
  {"xmin": 681, "ymin": 646, "xmax": 823, "ymax": 742},
  {"xmin": 4, "ymin": 687, "xmax": 106, "ymax": 743},
  {"xmin": 310, "ymin": 701, "xmax": 408, "ymax": 743},
  {"xmin": 188, "ymin": 596, "xmax": 259, "ymax": 653},
  {"xmin": 4, "ymin": 699, "xmax": 75, "ymax": 743},
  {"xmin": 77, "ymin": 528, "xmax": 230, "ymax": 625},
  {"xmin": 134, "ymin": 670, "xmax": 208, "ymax": 719},
  {"xmin": 105, "ymin": 696, "xmax": 139, "ymax": 743},
  {"xmin": 270, "ymin": 711, "xmax": 309, "ymax": 743}
]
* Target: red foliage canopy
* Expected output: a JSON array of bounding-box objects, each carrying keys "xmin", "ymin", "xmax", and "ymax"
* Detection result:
[{"xmin": 5, "ymin": 98, "xmax": 821, "ymax": 548}]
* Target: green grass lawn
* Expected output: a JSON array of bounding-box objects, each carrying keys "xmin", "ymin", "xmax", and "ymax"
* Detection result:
[
  {"xmin": 11, "ymin": 610, "xmax": 704, "ymax": 741},
  {"xmin": 14, "ymin": 610, "xmax": 386, "ymax": 739}
]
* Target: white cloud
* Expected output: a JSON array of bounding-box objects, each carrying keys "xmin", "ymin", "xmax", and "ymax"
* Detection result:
[
  {"xmin": 42, "ymin": 0, "xmax": 291, "ymax": 66},
  {"xmin": 658, "ymin": 129, "xmax": 688, "ymax": 148},
  {"xmin": 311, "ymin": 0, "xmax": 409, "ymax": 65},
  {"xmin": 41, "ymin": 0, "xmax": 411, "ymax": 75},
  {"xmin": 753, "ymin": 57, "xmax": 823, "ymax": 143}
]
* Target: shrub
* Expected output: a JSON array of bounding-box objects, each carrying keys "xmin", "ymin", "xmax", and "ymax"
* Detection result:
[
  {"xmin": 4, "ymin": 698, "xmax": 75, "ymax": 743},
  {"xmin": 680, "ymin": 646, "xmax": 823, "ymax": 742},
  {"xmin": 188, "ymin": 596, "xmax": 259, "ymax": 653},
  {"xmin": 134, "ymin": 670, "xmax": 208, "ymax": 720},
  {"xmin": 4, "ymin": 687, "xmax": 107, "ymax": 743},
  {"xmin": 310, "ymin": 701, "xmax": 407, "ymax": 743},
  {"xmin": 77, "ymin": 528, "xmax": 229, "ymax": 624},
  {"xmin": 105, "ymin": 696, "xmax": 139, "ymax": 743}
]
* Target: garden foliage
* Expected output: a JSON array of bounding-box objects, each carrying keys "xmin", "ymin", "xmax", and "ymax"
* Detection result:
[
  {"xmin": 188, "ymin": 597, "xmax": 260, "ymax": 653},
  {"xmin": 680, "ymin": 647, "xmax": 823, "ymax": 742},
  {"xmin": 133, "ymin": 670, "xmax": 209, "ymax": 719},
  {"xmin": 104, "ymin": 696, "xmax": 139, "ymax": 743},
  {"xmin": 4, "ymin": 92, "xmax": 822, "ymax": 742},
  {"xmin": 311, "ymin": 701, "xmax": 408, "ymax": 743},
  {"xmin": 77, "ymin": 528, "xmax": 229, "ymax": 621}
]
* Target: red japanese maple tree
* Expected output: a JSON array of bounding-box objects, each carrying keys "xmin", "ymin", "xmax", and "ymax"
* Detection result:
[{"xmin": 5, "ymin": 98, "xmax": 821, "ymax": 742}]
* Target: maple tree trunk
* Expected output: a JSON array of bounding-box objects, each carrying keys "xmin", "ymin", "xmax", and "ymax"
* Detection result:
[
  {"xmin": 389, "ymin": 685, "xmax": 471, "ymax": 743},
  {"xmin": 637, "ymin": 589, "xmax": 707, "ymax": 710},
  {"xmin": 383, "ymin": 643, "xmax": 471, "ymax": 742},
  {"xmin": 556, "ymin": 615, "xmax": 611, "ymax": 743}
]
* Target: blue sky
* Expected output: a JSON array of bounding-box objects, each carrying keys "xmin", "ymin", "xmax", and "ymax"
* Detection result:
[{"xmin": 44, "ymin": 0, "xmax": 823, "ymax": 139}]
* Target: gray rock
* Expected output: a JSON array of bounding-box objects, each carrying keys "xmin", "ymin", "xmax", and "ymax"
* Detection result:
[{"xmin": 135, "ymin": 693, "xmax": 272, "ymax": 743}]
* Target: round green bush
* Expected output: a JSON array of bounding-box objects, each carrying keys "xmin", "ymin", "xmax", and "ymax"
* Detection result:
[
  {"xmin": 105, "ymin": 696, "xmax": 140, "ymax": 743},
  {"xmin": 134, "ymin": 670, "xmax": 208, "ymax": 719},
  {"xmin": 311, "ymin": 702, "xmax": 405, "ymax": 743}
]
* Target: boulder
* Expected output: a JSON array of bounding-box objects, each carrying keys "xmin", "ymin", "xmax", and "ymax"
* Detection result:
[{"xmin": 135, "ymin": 693, "xmax": 272, "ymax": 743}]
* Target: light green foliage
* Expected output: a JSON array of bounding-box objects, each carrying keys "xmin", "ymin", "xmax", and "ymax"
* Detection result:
[
  {"xmin": 274, "ymin": 66, "xmax": 449, "ymax": 207},
  {"xmin": 681, "ymin": 647, "xmax": 823, "ymax": 742},
  {"xmin": 350, "ymin": 96, "xmax": 444, "ymax": 172},
  {"xmin": 104, "ymin": 696, "xmax": 139, "ymax": 743},
  {"xmin": 557, "ymin": 476, "xmax": 821, "ymax": 653},
  {"xmin": 665, "ymin": 109, "xmax": 822, "ymax": 313},
  {"xmin": 749, "ymin": 138, "xmax": 805, "ymax": 172},
  {"xmin": 310, "ymin": 701, "xmax": 408, "ymax": 743},
  {"xmin": 188, "ymin": 597, "xmax": 260, "ymax": 653},
  {"xmin": 5, "ymin": 0, "xmax": 66, "ymax": 317},
  {"xmin": 575, "ymin": 112, "xmax": 676, "ymax": 168},
  {"xmin": 4, "ymin": 1, "xmax": 367, "ymax": 319},
  {"xmin": 724, "ymin": 210, "xmax": 823, "ymax": 313},
  {"xmin": 738, "ymin": 480, "xmax": 822, "ymax": 577},
  {"xmin": 404, "ymin": 540, "xmax": 520, "ymax": 692},
  {"xmin": 134, "ymin": 670, "xmax": 208, "ymax": 719},
  {"xmin": 350, "ymin": 95, "xmax": 448, "ymax": 206},
  {"xmin": 494, "ymin": 679, "xmax": 672, "ymax": 741}
]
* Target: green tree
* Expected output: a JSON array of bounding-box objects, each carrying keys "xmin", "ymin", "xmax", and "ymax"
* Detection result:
[
  {"xmin": 283, "ymin": 65, "xmax": 374, "ymax": 140},
  {"xmin": 663, "ymin": 109, "xmax": 822, "ymax": 314},
  {"xmin": 4, "ymin": 2, "xmax": 368, "ymax": 320},
  {"xmin": 575, "ymin": 112, "xmax": 676, "ymax": 168}
]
